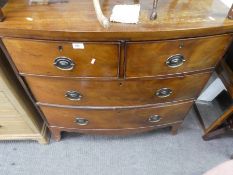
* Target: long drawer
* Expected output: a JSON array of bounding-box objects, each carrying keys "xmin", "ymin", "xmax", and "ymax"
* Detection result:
[
  {"xmin": 40, "ymin": 100, "xmax": 193, "ymax": 130},
  {"xmin": 25, "ymin": 72, "xmax": 210, "ymax": 106},
  {"xmin": 126, "ymin": 35, "xmax": 231, "ymax": 77},
  {"xmin": 3, "ymin": 38, "xmax": 120, "ymax": 78}
]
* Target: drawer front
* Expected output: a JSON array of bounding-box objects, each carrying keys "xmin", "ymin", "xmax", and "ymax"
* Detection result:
[
  {"xmin": 3, "ymin": 38, "xmax": 120, "ymax": 77},
  {"xmin": 40, "ymin": 100, "xmax": 193, "ymax": 129},
  {"xmin": 126, "ymin": 35, "xmax": 231, "ymax": 77},
  {"xmin": 25, "ymin": 73, "xmax": 210, "ymax": 106},
  {"xmin": 0, "ymin": 91, "xmax": 20, "ymax": 118},
  {"xmin": 0, "ymin": 119, "xmax": 32, "ymax": 135}
]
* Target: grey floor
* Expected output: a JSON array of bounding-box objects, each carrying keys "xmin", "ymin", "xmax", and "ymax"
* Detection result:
[{"xmin": 0, "ymin": 108, "xmax": 232, "ymax": 175}]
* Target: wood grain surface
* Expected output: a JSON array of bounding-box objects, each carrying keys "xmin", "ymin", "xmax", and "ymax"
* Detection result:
[
  {"xmin": 126, "ymin": 35, "xmax": 231, "ymax": 77},
  {"xmin": 0, "ymin": 0, "xmax": 231, "ymax": 140},
  {"xmin": 41, "ymin": 100, "xmax": 193, "ymax": 129},
  {"xmin": 0, "ymin": 0, "xmax": 233, "ymax": 41},
  {"xmin": 3, "ymin": 38, "xmax": 120, "ymax": 78},
  {"xmin": 24, "ymin": 72, "xmax": 211, "ymax": 107}
]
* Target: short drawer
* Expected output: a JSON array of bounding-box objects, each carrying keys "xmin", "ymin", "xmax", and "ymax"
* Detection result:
[
  {"xmin": 3, "ymin": 38, "xmax": 120, "ymax": 77},
  {"xmin": 25, "ymin": 72, "xmax": 210, "ymax": 106},
  {"xmin": 40, "ymin": 100, "xmax": 193, "ymax": 129},
  {"xmin": 126, "ymin": 35, "xmax": 231, "ymax": 77}
]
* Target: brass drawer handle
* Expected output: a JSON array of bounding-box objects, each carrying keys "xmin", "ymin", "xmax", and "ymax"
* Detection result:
[
  {"xmin": 54, "ymin": 57, "xmax": 75, "ymax": 70},
  {"xmin": 75, "ymin": 118, "xmax": 89, "ymax": 126},
  {"xmin": 149, "ymin": 115, "xmax": 161, "ymax": 123},
  {"xmin": 166, "ymin": 54, "xmax": 186, "ymax": 68},
  {"xmin": 156, "ymin": 88, "xmax": 173, "ymax": 98},
  {"xmin": 65, "ymin": 91, "xmax": 83, "ymax": 101}
]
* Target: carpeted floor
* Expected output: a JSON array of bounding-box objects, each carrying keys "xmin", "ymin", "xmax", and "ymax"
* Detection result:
[{"xmin": 0, "ymin": 108, "xmax": 232, "ymax": 175}]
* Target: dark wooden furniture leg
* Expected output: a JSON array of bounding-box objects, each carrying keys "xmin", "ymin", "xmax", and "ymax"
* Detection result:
[
  {"xmin": 203, "ymin": 118, "xmax": 233, "ymax": 140},
  {"xmin": 50, "ymin": 127, "xmax": 61, "ymax": 141},
  {"xmin": 171, "ymin": 123, "xmax": 182, "ymax": 135},
  {"xmin": 195, "ymin": 101, "xmax": 233, "ymax": 141},
  {"xmin": 202, "ymin": 127, "xmax": 228, "ymax": 140},
  {"xmin": 0, "ymin": 9, "xmax": 5, "ymax": 22}
]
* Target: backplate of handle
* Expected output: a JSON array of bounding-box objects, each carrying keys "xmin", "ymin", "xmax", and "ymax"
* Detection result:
[
  {"xmin": 75, "ymin": 118, "xmax": 89, "ymax": 126},
  {"xmin": 65, "ymin": 91, "xmax": 83, "ymax": 101},
  {"xmin": 166, "ymin": 54, "xmax": 186, "ymax": 68},
  {"xmin": 54, "ymin": 57, "xmax": 75, "ymax": 70},
  {"xmin": 148, "ymin": 115, "xmax": 161, "ymax": 123},
  {"xmin": 156, "ymin": 88, "xmax": 173, "ymax": 98}
]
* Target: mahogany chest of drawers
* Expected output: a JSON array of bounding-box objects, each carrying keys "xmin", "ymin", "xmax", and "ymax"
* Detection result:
[{"xmin": 0, "ymin": 0, "xmax": 233, "ymax": 141}]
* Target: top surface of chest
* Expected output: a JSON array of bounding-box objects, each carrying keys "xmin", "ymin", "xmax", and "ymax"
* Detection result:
[{"xmin": 0, "ymin": 0, "xmax": 233, "ymax": 41}]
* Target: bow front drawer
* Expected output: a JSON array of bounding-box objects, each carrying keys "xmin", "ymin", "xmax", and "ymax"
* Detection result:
[
  {"xmin": 40, "ymin": 100, "xmax": 193, "ymax": 130},
  {"xmin": 126, "ymin": 35, "xmax": 231, "ymax": 77},
  {"xmin": 3, "ymin": 38, "xmax": 120, "ymax": 78},
  {"xmin": 24, "ymin": 72, "xmax": 210, "ymax": 107}
]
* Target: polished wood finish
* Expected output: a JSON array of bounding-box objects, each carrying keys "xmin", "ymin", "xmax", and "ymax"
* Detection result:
[
  {"xmin": 0, "ymin": 0, "xmax": 232, "ymax": 140},
  {"xmin": 171, "ymin": 123, "xmax": 182, "ymax": 135},
  {"xmin": 126, "ymin": 35, "xmax": 231, "ymax": 77},
  {"xmin": 25, "ymin": 73, "xmax": 210, "ymax": 107},
  {"xmin": 0, "ymin": 0, "xmax": 233, "ymax": 41},
  {"xmin": 41, "ymin": 100, "xmax": 193, "ymax": 140},
  {"xmin": 3, "ymin": 38, "xmax": 120, "ymax": 78},
  {"xmin": 49, "ymin": 127, "xmax": 61, "ymax": 141},
  {"xmin": 0, "ymin": 48, "xmax": 48, "ymax": 144},
  {"xmin": 42, "ymin": 100, "xmax": 193, "ymax": 129},
  {"xmin": 50, "ymin": 123, "xmax": 183, "ymax": 141}
]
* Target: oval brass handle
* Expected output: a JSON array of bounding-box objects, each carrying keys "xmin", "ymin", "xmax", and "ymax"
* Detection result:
[
  {"xmin": 166, "ymin": 54, "xmax": 186, "ymax": 68},
  {"xmin": 65, "ymin": 91, "xmax": 83, "ymax": 101},
  {"xmin": 156, "ymin": 88, "xmax": 173, "ymax": 98},
  {"xmin": 149, "ymin": 115, "xmax": 161, "ymax": 123},
  {"xmin": 54, "ymin": 57, "xmax": 75, "ymax": 70},
  {"xmin": 75, "ymin": 118, "xmax": 89, "ymax": 126}
]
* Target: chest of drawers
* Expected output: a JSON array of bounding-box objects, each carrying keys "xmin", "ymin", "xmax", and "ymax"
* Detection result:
[{"xmin": 0, "ymin": 0, "xmax": 233, "ymax": 141}]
